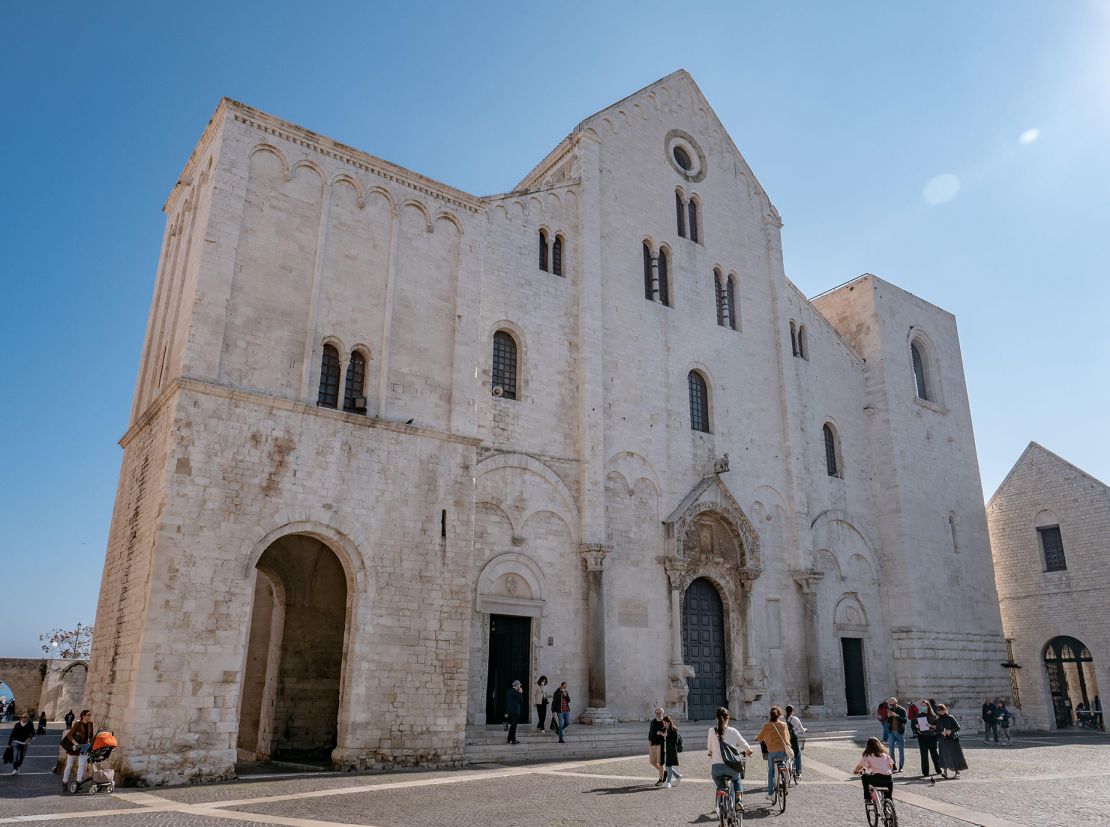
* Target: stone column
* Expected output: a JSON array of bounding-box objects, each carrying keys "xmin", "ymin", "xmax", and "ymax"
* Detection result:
[
  {"xmin": 579, "ymin": 544, "xmax": 615, "ymax": 725},
  {"xmin": 658, "ymin": 557, "xmax": 694, "ymax": 719},
  {"xmin": 792, "ymin": 570, "xmax": 825, "ymax": 712}
]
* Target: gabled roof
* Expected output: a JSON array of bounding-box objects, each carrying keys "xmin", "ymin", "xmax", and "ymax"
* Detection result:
[{"xmin": 987, "ymin": 441, "xmax": 1109, "ymax": 506}]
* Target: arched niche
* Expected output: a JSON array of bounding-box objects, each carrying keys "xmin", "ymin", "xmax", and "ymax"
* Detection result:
[{"xmin": 476, "ymin": 552, "xmax": 547, "ymax": 618}]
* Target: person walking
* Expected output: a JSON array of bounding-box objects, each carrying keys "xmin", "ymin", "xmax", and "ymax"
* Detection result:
[
  {"xmin": 505, "ymin": 681, "xmax": 524, "ymax": 745},
  {"xmin": 981, "ymin": 697, "xmax": 997, "ymax": 744},
  {"xmin": 877, "ymin": 699, "xmax": 890, "ymax": 742},
  {"xmin": 5, "ymin": 712, "xmax": 35, "ymax": 775},
  {"xmin": 532, "ymin": 676, "xmax": 550, "ymax": 733},
  {"xmin": 785, "ymin": 704, "xmax": 807, "ymax": 778},
  {"xmin": 885, "ymin": 697, "xmax": 908, "ymax": 772},
  {"xmin": 648, "ymin": 707, "xmax": 667, "ymax": 785},
  {"xmin": 37, "ymin": 711, "xmax": 47, "ymax": 736},
  {"xmin": 64, "ymin": 710, "xmax": 75, "ymax": 731},
  {"xmin": 707, "ymin": 706, "xmax": 752, "ymax": 814},
  {"xmin": 551, "ymin": 681, "xmax": 571, "ymax": 743},
  {"xmin": 61, "ymin": 709, "xmax": 94, "ymax": 789},
  {"xmin": 994, "ymin": 700, "xmax": 1013, "ymax": 745},
  {"xmin": 754, "ymin": 706, "xmax": 793, "ymax": 801},
  {"xmin": 912, "ymin": 699, "xmax": 941, "ymax": 777},
  {"xmin": 934, "ymin": 704, "xmax": 968, "ymax": 779},
  {"xmin": 660, "ymin": 715, "xmax": 684, "ymax": 788}
]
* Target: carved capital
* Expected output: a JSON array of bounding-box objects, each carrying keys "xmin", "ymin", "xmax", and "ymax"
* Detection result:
[
  {"xmin": 579, "ymin": 543, "xmax": 613, "ymax": 572},
  {"xmin": 656, "ymin": 556, "xmax": 689, "ymax": 590},
  {"xmin": 738, "ymin": 568, "xmax": 762, "ymax": 592},
  {"xmin": 791, "ymin": 570, "xmax": 824, "ymax": 593}
]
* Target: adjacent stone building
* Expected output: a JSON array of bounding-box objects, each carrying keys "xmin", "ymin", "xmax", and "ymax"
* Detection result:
[
  {"xmin": 987, "ymin": 442, "xmax": 1107, "ymax": 730},
  {"xmin": 86, "ymin": 70, "xmax": 1010, "ymax": 785}
]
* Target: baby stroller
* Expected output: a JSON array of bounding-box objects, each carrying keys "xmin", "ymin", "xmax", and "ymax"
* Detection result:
[{"xmin": 68, "ymin": 729, "xmax": 117, "ymax": 794}]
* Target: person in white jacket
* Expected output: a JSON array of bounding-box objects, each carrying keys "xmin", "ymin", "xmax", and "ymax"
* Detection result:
[
  {"xmin": 707, "ymin": 707, "xmax": 753, "ymax": 814},
  {"xmin": 785, "ymin": 704, "xmax": 808, "ymax": 778}
]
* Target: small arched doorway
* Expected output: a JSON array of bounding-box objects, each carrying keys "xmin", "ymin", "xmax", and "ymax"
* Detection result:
[
  {"xmin": 682, "ymin": 578, "xmax": 727, "ymax": 721},
  {"xmin": 237, "ymin": 534, "xmax": 349, "ymax": 763},
  {"xmin": 1043, "ymin": 636, "xmax": 1099, "ymax": 728}
]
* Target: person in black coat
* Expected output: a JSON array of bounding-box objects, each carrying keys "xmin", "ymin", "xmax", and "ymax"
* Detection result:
[
  {"xmin": 6, "ymin": 713, "xmax": 35, "ymax": 774},
  {"xmin": 660, "ymin": 715, "xmax": 684, "ymax": 787},
  {"xmin": 64, "ymin": 710, "xmax": 75, "ymax": 730},
  {"xmin": 505, "ymin": 680, "xmax": 525, "ymax": 745},
  {"xmin": 935, "ymin": 704, "xmax": 968, "ymax": 778},
  {"xmin": 37, "ymin": 712, "xmax": 47, "ymax": 736},
  {"xmin": 648, "ymin": 707, "xmax": 666, "ymax": 785},
  {"xmin": 911, "ymin": 699, "xmax": 941, "ymax": 777}
]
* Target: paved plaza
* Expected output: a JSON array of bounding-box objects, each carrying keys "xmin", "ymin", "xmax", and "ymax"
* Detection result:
[{"xmin": 3, "ymin": 725, "xmax": 1109, "ymax": 826}]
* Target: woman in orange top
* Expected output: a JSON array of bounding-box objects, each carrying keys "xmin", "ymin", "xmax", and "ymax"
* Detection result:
[{"xmin": 754, "ymin": 706, "xmax": 793, "ymax": 800}]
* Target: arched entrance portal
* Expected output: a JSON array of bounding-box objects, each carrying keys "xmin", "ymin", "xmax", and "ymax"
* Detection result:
[
  {"xmin": 237, "ymin": 534, "xmax": 349, "ymax": 763},
  {"xmin": 682, "ymin": 578, "xmax": 727, "ymax": 721},
  {"xmin": 1043, "ymin": 636, "xmax": 1099, "ymax": 729}
]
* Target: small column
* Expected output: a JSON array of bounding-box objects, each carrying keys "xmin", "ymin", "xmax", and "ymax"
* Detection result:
[
  {"xmin": 579, "ymin": 543, "xmax": 615, "ymax": 725},
  {"xmin": 792, "ymin": 570, "xmax": 825, "ymax": 712},
  {"xmin": 659, "ymin": 556, "xmax": 694, "ymax": 719}
]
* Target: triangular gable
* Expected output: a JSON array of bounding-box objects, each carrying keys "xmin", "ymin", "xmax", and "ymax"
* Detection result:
[
  {"xmin": 989, "ymin": 441, "xmax": 1110, "ymax": 506},
  {"xmin": 663, "ymin": 474, "xmax": 761, "ymax": 572}
]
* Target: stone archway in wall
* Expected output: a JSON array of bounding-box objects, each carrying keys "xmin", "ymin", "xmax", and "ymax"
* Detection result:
[
  {"xmin": 0, "ymin": 659, "xmax": 47, "ymax": 718},
  {"xmin": 237, "ymin": 534, "xmax": 350, "ymax": 764},
  {"xmin": 1043, "ymin": 636, "xmax": 1100, "ymax": 729}
]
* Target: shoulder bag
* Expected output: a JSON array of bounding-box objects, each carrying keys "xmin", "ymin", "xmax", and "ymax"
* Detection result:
[{"xmin": 716, "ymin": 731, "xmax": 746, "ymax": 776}]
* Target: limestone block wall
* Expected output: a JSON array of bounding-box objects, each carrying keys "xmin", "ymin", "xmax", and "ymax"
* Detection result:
[
  {"xmin": 39, "ymin": 660, "xmax": 88, "ymax": 720},
  {"xmin": 987, "ymin": 443, "xmax": 1110, "ymax": 730}
]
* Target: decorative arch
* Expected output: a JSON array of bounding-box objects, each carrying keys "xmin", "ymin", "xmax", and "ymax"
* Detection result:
[
  {"xmin": 290, "ymin": 158, "xmax": 326, "ymax": 183},
  {"xmin": 606, "ymin": 450, "xmax": 661, "ymax": 496},
  {"xmin": 242, "ymin": 520, "xmax": 369, "ymax": 597},
  {"xmin": 249, "ymin": 143, "xmax": 290, "ymax": 175},
  {"xmin": 434, "ymin": 211, "xmax": 464, "ymax": 236},
  {"xmin": 810, "ymin": 510, "xmax": 880, "ymax": 578},
  {"xmin": 400, "ymin": 198, "xmax": 433, "ymax": 231},
  {"xmin": 907, "ymin": 327, "xmax": 943, "ymax": 405},
  {"xmin": 476, "ymin": 551, "xmax": 547, "ymax": 617},
  {"xmin": 833, "ymin": 593, "xmax": 869, "ymax": 636},
  {"xmin": 474, "ymin": 452, "xmax": 580, "ymax": 543},
  {"xmin": 329, "ymin": 173, "xmax": 364, "ymax": 207}
]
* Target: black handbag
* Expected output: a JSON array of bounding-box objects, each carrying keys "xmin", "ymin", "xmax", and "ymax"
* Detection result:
[
  {"xmin": 717, "ymin": 733, "xmax": 746, "ymax": 775},
  {"xmin": 676, "ymin": 733, "xmax": 684, "ymax": 753},
  {"xmin": 2, "ymin": 745, "xmax": 12, "ymax": 765}
]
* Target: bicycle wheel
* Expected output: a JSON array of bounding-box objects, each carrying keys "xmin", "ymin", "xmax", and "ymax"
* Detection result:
[
  {"xmin": 778, "ymin": 775, "xmax": 787, "ymax": 813},
  {"xmin": 866, "ymin": 800, "xmax": 879, "ymax": 827},
  {"xmin": 883, "ymin": 797, "xmax": 898, "ymax": 827}
]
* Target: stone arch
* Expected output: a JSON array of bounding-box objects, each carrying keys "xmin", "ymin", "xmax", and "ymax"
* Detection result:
[
  {"xmin": 249, "ymin": 143, "xmax": 289, "ymax": 176},
  {"xmin": 907, "ymin": 326, "xmax": 944, "ymax": 405},
  {"xmin": 242, "ymin": 520, "xmax": 369, "ymax": 596},
  {"xmin": 834, "ymin": 593, "xmax": 869, "ymax": 634},
  {"xmin": 364, "ymin": 185, "xmax": 395, "ymax": 210},
  {"xmin": 290, "ymin": 158, "xmax": 326, "ymax": 186},
  {"xmin": 1034, "ymin": 508, "xmax": 1060, "ymax": 529},
  {"xmin": 606, "ymin": 450, "xmax": 661, "ymax": 496},
  {"xmin": 475, "ymin": 452, "xmax": 579, "ymax": 544},
  {"xmin": 0, "ymin": 659, "xmax": 45, "ymax": 716},
  {"xmin": 810, "ymin": 510, "xmax": 880, "ymax": 578},
  {"xmin": 815, "ymin": 548, "xmax": 843, "ymax": 581},
  {"xmin": 329, "ymin": 173, "xmax": 363, "ymax": 207},
  {"xmin": 476, "ymin": 551, "xmax": 547, "ymax": 617},
  {"xmin": 434, "ymin": 211, "xmax": 464, "ymax": 235}
]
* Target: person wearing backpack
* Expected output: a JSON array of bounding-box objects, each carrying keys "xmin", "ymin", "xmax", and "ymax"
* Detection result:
[
  {"xmin": 660, "ymin": 715, "xmax": 683, "ymax": 788},
  {"xmin": 707, "ymin": 706, "xmax": 752, "ymax": 814},
  {"xmin": 785, "ymin": 704, "xmax": 807, "ymax": 778}
]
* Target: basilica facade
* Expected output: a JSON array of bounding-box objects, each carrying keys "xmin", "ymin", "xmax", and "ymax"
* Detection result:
[{"xmin": 85, "ymin": 71, "xmax": 1009, "ymax": 784}]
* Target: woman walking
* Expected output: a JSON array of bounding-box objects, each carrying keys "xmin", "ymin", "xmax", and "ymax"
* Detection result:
[
  {"xmin": 532, "ymin": 676, "xmax": 550, "ymax": 732},
  {"xmin": 934, "ymin": 704, "xmax": 968, "ymax": 779},
  {"xmin": 37, "ymin": 711, "xmax": 47, "ymax": 736},
  {"xmin": 994, "ymin": 700, "xmax": 1013, "ymax": 745},
  {"xmin": 754, "ymin": 706, "xmax": 793, "ymax": 801},
  {"xmin": 660, "ymin": 715, "xmax": 683, "ymax": 788},
  {"xmin": 912, "ymin": 699, "xmax": 941, "ymax": 777},
  {"xmin": 648, "ymin": 707, "xmax": 667, "ymax": 785}
]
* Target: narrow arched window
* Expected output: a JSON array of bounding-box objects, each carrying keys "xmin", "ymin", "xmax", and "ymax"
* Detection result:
[
  {"xmin": 726, "ymin": 276, "xmax": 737, "ymax": 330},
  {"xmin": 643, "ymin": 242, "xmax": 654, "ymax": 301},
  {"xmin": 552, "ymin": 235, "xmax": 563, "ymax": 276},
  {"xmin": 317, "ymin": 344, "xmax": 340, "ymax": 409},
  {"xmin": 676, "ymin": 192, "xmax": 686, "ymax": 238},
  {"xmin": 714, "ymin": 269, "xmax": 725, "ymax": 326},
  {"xmin": 911, "ymin": 341, "xmax": 929, "ymax": 400},
  {"xmin": 492, "ymin": 331, "xmax": 518, "ymax": 401},
  {"xmin": 657, "ymin": 248, "xmax": 670, "ymax": 307},
  {"xmin": 797, "ymin": 325, "xmax": 808, "ymax": 359},
  {"xmin": 790, "ymin": 321, "xmax": 799, "ymax": 357},
  {"xmin": 823, "ymin": 423, "xmax": 839, "ymax": 477},
  {"xmin": 688, "ymin": 199, "xmax": 699, "ymax": 243},
  {"xmin": 688, "ymin": 371, "xmax": 709, "ymax": 432},
  {"xmin": 538, "ymin": 230, "xmax": 549, "ymax": 272},
  {"xmin": 343, "ymin": 350, "xmax": 367, "ymax": 413}
]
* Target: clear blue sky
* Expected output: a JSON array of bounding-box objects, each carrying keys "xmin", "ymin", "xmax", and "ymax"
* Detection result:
[{"xmin": 2, "ymin": 1, "xmax": 1107, "ymax": 658}]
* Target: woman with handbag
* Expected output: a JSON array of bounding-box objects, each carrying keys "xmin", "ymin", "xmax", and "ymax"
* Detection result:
[
  {"xmin": 660, "ymin": 715, "xmax": 683, "ymax": 787},
  {"xmin": 755, "ymin": 706, "xmax": 794, "ymax": 800},
  {"xmin": 532, "ymin": 676, "xmax": 550, "ymax": 733},
  {"xmin": 934, "ymin": 704, "xmax": 968, "ymax": 779},
  {"xmin": 706, "ymin": 706, "xmax": 752, "ymax": 813}
]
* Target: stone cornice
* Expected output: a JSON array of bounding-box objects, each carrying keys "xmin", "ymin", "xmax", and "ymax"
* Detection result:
[{"xmin": 120, "ymin": 377, "xmax": 482, "ymax": 450}]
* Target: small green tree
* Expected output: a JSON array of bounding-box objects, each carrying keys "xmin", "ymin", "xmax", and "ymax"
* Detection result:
[{"xmin": 39, "ymin": 623, "xmax": 94, "ymax": 660}]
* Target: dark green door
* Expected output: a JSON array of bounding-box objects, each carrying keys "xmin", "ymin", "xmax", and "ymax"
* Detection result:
[
  {"xmin": 485, "ymin": 614, "xmax": 530, "ymax": 724},
  {"xmin": 841, "ymin": 637, "xmax": 868, "ymax": 716},
  {"xmin": 682, "ymin": 578, "xmax": 727, "ymax": 721}
]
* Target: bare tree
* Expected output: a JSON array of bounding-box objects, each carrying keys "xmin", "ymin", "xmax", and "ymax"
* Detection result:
[{"xmin": 39, "ymin": 622, "xmax": 94, "ymax": 660}]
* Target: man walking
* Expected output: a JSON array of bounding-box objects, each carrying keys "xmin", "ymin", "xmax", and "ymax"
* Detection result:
[
  {"xmin": 885, "ymin": 697, "xmax": 908, "ymax": 772},
  {"xmin": 6, "ymin": 712, "xmax": 35, "ymax": 775},
  {"xmin": 505, "ymin": 681, "xmax": 524, "ymax": 745},
  {"xmin": 64, "ymin": 710, "xmax": 75, "ymax": 731},
  {"xmin": 551, "ymin": 681, "xmax": 571, "ymax": 743},
  {"xmin": 982, "ymin": 697, "xmax": 997, "ymax": 744}
]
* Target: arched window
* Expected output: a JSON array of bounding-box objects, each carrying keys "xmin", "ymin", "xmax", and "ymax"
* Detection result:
[
  {"xmin": 657, "ymin": 248, "xmax": 670, "ymax": 307},
  {"xmin": 676, "ymin": 192, "xmax": 686, "ymax": 238},
  {"xmin": 643, "ymin": 242, "xmax": 654, "ymax": 301},
  {"xmin": 688, "ymin": 199, "xmax": 699, "ymax": 243},
  {"xmin": 790, "ymin": 321, "xmax": 799, "ymax": 357},
  {"xmin": 538, "ymin": 230, "xmax": 549, "ymax": 272},
  {"xmin": 343, "ymin": 350, "xmax": 367, "ymax": 414},
  {"xmin": 911, "ymin": 340, "xmax": 929, "ymax": 400},
  {"xmin": 823, "ymin": 423, "xmax": 839, "ymax": 477},
  {"xmin": 714, "ymin": 269, "xmax": 725, "ymax": 326},
  {"xmin": 492, "ymin": 331, "xmax": 518, "ymax": 401},
  {"xmin": 726, "ymin": 276, "xmax": 737, "ymax": 330},
  {"xmin": 688, "ymin": 370, "xmax": 709, "ymax": 432},
  {"xmin": 317, "ymin": 344, "xmax": 340, "ymax": 409},
  {"xmin": 797, "ymin": 325, "xmax": 808, "ymax": 359},
  {"xmin": 552, "ymin": 235, "xmax": 564, "ymax": 276}
]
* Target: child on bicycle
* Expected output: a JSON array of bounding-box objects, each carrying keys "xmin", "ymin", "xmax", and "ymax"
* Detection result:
[{"xmin": 854, "ymin": 737, "xmax": 894, "ymax": 802}]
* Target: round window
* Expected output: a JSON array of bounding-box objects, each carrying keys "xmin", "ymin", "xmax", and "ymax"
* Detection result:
[
  {"xmin": 673, "ymin": 146, "xmax": 692, "ymax": 171},
  {"xmin": 664, "ymin": 130, "xmax": 706, "ymax": 181}
]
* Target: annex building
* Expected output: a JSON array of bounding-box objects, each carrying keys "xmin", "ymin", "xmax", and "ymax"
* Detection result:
[
  {"xmin": 86, "ymin": 71, "xmax": 1010, "ymax": 784},
  {"xmin": 988, "ymin": 442, "xmax": 1107, "ymax": 731}
]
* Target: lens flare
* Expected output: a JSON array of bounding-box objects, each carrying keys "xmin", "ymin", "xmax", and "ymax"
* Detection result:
[
  {"xmin": 923, "ymin": 174, "xmax": 960, "ymax": 205},
  {"xmin": 1019, "ymin": 128, "xmax": 1040, "ymax": 144}
]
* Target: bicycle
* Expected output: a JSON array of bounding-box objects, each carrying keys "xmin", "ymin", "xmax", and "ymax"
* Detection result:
[
  {"xmin": 770, "ymin": 757, "xmax": 790, "ymax": 813},
  {"xmin": 860, "ymin": 771, "xmax": 898, "ymax": 827},
  {"xmin": 714, "ymin": 774, "xmax": 743, "ymax": 826}
]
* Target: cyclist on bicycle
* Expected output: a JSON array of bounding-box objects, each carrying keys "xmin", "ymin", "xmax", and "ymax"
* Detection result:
[
  {"xmin": 754, "ymin": 706, "xmax": 793, "ymax": 801},
  {"xmin": 854, "ymin": 737, "xmax": 894, "ymax": 802},
  {"xmin": 707, "ymin": 706, "xmax": 752, "ymax": 813}
]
